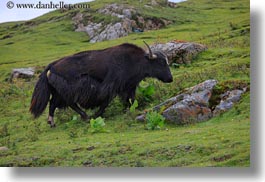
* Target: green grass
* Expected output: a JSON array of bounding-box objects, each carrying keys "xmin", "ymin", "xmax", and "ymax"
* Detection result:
[{"xmin": 0, "ymin": 0, "xmax": 250, "ymax": 167}]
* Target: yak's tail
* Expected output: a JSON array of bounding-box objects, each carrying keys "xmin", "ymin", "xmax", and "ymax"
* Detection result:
[{"xmin": 29, "ymin": 66, "xmax": 51, "ymax": 118}]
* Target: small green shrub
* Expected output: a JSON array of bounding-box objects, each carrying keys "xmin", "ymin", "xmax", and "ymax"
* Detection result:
[
  {"xmin": 146, "ymin": 111, "xmax": 165, "ymax": 130},
  {"xmin": 137, "ymin": 81, "xmax": 155, "ymax": 103},
  {"xmin": 129, "ymin": 99, "xmax": 138, "ymax": 113},
  {"xmin": 90, "ymin": 117, "xmax": 109, "ymax": 133}
]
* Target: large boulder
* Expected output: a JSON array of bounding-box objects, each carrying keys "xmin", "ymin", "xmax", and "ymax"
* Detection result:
[
  {"xmin": 136, "ymin": 80, "xmax": 247, "ymax": 125},
  {"xmin": 159, "ymin": 80, "xmax": 217, "ymax": 124},
  {"xmin": 150, "ymin": 41, "xmax": 207, "ymax": 64}
]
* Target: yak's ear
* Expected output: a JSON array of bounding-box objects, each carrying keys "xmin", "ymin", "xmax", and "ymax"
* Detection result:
[{"xmin": 145, "ymin": 53, "xmax": 150, "ymax": 59}]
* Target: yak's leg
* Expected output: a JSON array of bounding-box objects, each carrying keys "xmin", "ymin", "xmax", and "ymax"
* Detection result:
[
  {"xmin": 127, "ymin": 87, "xmax": 136, "ymax": 105},
  {"xmin": 93, "ymin": 101, "xmax": 110, "ymax": 118},
  {"xmin": 70, "ymin": 103, "xmax": 89, "ymax": 121},
  {"xmin": 48, "ymin": 97, "xmax": 57, "ymax": 128},
  {"xmin": 120, "ymin": 87, "xmax": 136, "ymax": 108}
]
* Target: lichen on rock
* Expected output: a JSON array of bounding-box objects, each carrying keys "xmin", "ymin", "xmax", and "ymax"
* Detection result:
[
  {"xmin": 136, "ymin": 80, "xmax": 247, "ymax": 125},
  {"xmin": 150, "ymin": 41, "xmax": 207, "ymax": 65}
]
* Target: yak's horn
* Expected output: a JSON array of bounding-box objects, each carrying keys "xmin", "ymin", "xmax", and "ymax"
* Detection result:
[{"xmin": 143, "ymin": 41, "xmax": 156, "ymax": 59}]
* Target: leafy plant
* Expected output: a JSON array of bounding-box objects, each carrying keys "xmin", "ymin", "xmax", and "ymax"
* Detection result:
[
  {"xmin": 72, "ymin": 115, "xmax": 78, "ymax": 121},
  {"xmin": 129, "ymin": 99, "xmax": 138, "ymax": 113},
  {"xmin": 137, "ymin": 81, "xmax": 155, "ymax": 102},
  {"xmin": 146, "ymin": 111, "xmax": 165, "ymax": 130},
  {"xmin": 90, "ymin": 117, "xmax": 109, "ymax": 134}
]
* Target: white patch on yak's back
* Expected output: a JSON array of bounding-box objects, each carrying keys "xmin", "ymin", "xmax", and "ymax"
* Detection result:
[{"xmin": 46, "ymin": 70, "xmax": 51, "ymax": 78}]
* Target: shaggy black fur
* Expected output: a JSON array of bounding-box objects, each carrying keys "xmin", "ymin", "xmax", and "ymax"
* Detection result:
[{"xmin": 30, "ymin": 43, "xmax": 173, "ymax": 126}]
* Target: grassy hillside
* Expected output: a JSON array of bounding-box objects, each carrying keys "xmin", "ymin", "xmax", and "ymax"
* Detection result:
[{"xmin": 0, "ymin": 0, "xmax": 250, "ymax": 167}]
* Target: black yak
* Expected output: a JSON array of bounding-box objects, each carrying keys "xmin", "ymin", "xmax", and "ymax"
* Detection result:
[{"xmin": 30, "ymin": 41, "xmax": 173, "ymax": 127}]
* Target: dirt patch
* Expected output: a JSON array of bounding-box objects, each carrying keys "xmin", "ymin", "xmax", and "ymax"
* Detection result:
[{"xmin": 212, "ymin": 154, "xmax": 233, "ymax": 162}]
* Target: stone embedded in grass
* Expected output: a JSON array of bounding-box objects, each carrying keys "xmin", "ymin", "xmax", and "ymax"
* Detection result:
[
  {"xmin": 87, "ymin": 146, "xmax": 95, "ymax": 151},
  {"xmin": 135, "ymin": 114, "xmax": 145, "ymax": 122},
  {"xmin": 213, "ymin": 89, "xmax": 246, "ymax": 116},
  {"xmin": 9, "ymin": 67, "xmax": 35, "ymax": 82},
  {"xmin": 0, "ymin": 146, "xmax": 9, "ymax": 151},
  {"xmin": 136, "ymin": 80, "xmax": 247, "ymax": 125}
]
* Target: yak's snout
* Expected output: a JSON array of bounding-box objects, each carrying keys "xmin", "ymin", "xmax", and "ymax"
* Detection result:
[{"xmin": 163, "ymin": 74, "xmax": 173, "ymax": 83}]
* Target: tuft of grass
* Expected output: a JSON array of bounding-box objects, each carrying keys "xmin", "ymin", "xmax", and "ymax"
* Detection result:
[
  {"xmin": 90, "ymin": 117, "xmax": 109, "ymax": 134},
  {"xmin": 129, "ymin": 99, "xmax": 139, "ymax": 113}
]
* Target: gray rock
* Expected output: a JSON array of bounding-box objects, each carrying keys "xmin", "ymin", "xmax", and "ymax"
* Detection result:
[
  {"xmin": 90, "ymin": 22, "xmax": 128, "ymax": 43},
  {"xmin": 122, "ymin": 9, "xmax": 132, "ymax": 19},
  {"xmin": 10, "ymin": 67, "xmax": 35, "ymax": 82},
  {"xmin": 137, "ymin": 80, "xmax": 217, "ymax": 124},
  {"xmin": 72, "ymin": 12, "xmax": 83, "ymax": 26},
  {"xmin": 168, "ymin": 2, "xmax": 178, "ymax": 8},
  {"xmin": 136, "ymin": 79, "xmax": 247, "ymax": 125},
  {"xmin": 151, "ymin": 0, "xmax": 158, "ymax": 6},
  {"xmin": 73, "ymin": 3, "xmax": 171, "ymax": 42},
  {"xmin": 150, "ymin": 42, "xmax": 207, "ymax": 64},
  {"xmin": 135, "ymin": 114, "xmax": 145, "ymax": 122},
  {"xmin": 187, "ymin": 79, "xmax": 217, "ymax": 93},
  {"xmin": 83, "ymin": 22, "xmax": 103, "ymax": 42},
  {"xmin": 213, "ymin": 89, "xmax": 245, "ymax": 116},
  {"xmin": 98, "ymin": 3, "xmax": 136, "ymax": 19},
  {"xmin": 162, "ymin": 102, "xmax": 212, "ymax": 125},
  {"xmin": 161, "ymin": 80, "xmax": 216, "ymax": 124},
  {"xmin": 153, "ymin": 79, "xmax": 217, "ymax": 112},
  {"xmin": 0, "ymin": 146, "xmax": 9, "ymax": 151}
]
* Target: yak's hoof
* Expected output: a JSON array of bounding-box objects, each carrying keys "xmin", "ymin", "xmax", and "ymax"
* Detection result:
[
  {"xmin": 81, "ymin": 115, "xmax": 90, "ymax": 122},
  {"xmin": 50, "ymin": 123, "xmax": 56, "ymax": 128},
  {"xmin": 47, "ymin": 120, "xmax": 56, "ymax": 128}
]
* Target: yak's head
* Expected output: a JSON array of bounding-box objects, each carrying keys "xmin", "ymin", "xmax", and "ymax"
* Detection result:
[{"xmin": 144, "ymin": 41, "xmax": 173, "ymax": 83}]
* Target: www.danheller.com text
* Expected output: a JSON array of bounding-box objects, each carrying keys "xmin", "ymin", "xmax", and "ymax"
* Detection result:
[{"xmin": 6, "ymin": 1, "xmax": 90, "ymax": 10}]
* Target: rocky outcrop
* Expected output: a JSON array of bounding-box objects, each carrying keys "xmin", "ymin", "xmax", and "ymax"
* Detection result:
[
  {"xmin": 73, "ymin": 3, "xmax": 171, "ymax": 43},
  {"xmin": 167, "ymin": 1, "xmax": 178, "ymax": 8},
  {"xmin": 160, "ymin": 80, "xmax": 216, "ymax": 124},
  {"xmin": 150, "ymin": 41, "xmax": 207, "ymax": 65},
  {"xmin": 85, "ymin": 21, "xmax": 131, "ymax": 43},
  {"xmin": 136, "ymin": 80, "xmax": 247, "ymax": 125},
  {"xmin": 98, "ymin": 3, "xmax": 136, "ymax": 19},
  {"xmin": 9, "ymin": 67, "xmax": 35, "ymax": 82}
]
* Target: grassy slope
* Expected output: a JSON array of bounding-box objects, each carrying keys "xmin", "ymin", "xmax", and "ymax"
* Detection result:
[{"xmin": 0, "ymin": 0, "xmax": 250, "ymax": 167}]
